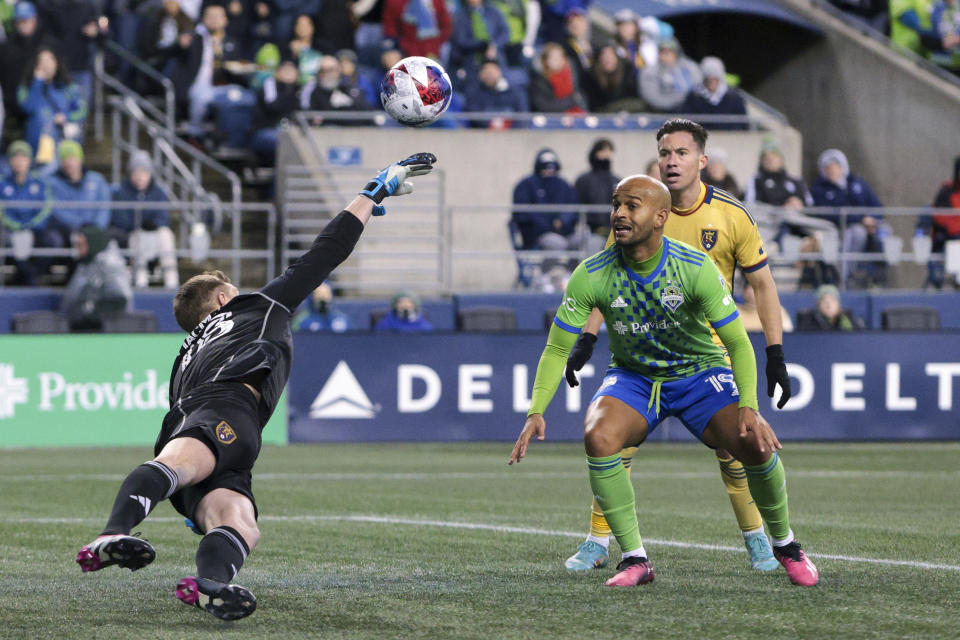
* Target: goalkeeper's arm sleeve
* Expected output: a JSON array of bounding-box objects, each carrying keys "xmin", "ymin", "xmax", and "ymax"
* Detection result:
[
  {"xmin": 260, "ymin": 211, "xmax": 364, "ymax": 310},
  {"xmin": 715, "ymin": 317, "xmax": 760, "ymax": 411},
  {"xmin": 528, "ymin": 323, "xmax": 579, "ymax": 416}
]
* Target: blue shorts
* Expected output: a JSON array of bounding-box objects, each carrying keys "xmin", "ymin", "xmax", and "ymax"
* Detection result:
[{"xmin": 591, "ymin": 367, "xmax": 740, "ymax": 443}]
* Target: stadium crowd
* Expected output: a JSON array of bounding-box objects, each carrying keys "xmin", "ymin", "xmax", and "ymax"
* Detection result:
[{"xmin": 0, "ymin": 0, "xmax": 956, "ymax": 307}]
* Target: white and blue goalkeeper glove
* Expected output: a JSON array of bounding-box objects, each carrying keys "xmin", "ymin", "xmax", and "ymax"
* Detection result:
[{"xmin": 359, "ymin": 152, "xmax": 437, "ymax": 216}]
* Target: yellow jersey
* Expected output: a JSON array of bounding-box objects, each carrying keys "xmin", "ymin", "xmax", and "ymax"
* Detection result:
[{"xmin": 663, "ymin": 183, "xmax": 768, "ymax": 292}]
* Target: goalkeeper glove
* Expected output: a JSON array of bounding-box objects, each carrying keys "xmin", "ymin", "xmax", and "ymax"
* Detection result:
[
  {"xmin": 359, "ymin": 152, "xmax": 437, "ymax": 215},
  {"xmin": 765, "ymin": 344, "xmax": 792, "ymax": 409},
  {"xmin": 565, "ymin": 332, "xmax": 597, "ymax": 388}
]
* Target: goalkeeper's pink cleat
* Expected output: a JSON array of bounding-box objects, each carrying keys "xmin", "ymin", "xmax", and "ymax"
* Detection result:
[
  {"xmin": 76, "ymin": 534, "xmax": 155, "ymax": 572},
  {"xmin": 773, "ymin": 541, "xmax": 819, "ymax": 586},
  {"xmin": 604, "ymin": 556, "xmax": 655, "ymax": 587}
]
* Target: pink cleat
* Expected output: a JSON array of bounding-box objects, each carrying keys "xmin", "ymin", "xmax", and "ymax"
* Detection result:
[
  {"xmin": 773, "ymin": 541, "xmax": 819, "ymax": 586},
  {"xmin": 176, "ymin": 576, "xmax": 257, "ymax": 620},
  {"xmin": 604, "ymin": 556, "xmax": 655, "ymax": 587},
  {"xmin": 76, "ymin": 534, "xmax": 155, "ymax": 572}
]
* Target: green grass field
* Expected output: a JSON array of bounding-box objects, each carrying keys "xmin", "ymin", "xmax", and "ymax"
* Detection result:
[{"xmin": 1, "ymin": 442, "xmax": 958, "ymax": 639}]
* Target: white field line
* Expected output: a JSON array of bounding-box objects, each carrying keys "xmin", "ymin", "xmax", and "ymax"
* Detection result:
[
  {"xmin": 3, "ymin": 470, "xmax": 959, "ymax": 482},
  {"xmin": 6, "ymin": 513, "xmax": 960, "ymax": 573}
]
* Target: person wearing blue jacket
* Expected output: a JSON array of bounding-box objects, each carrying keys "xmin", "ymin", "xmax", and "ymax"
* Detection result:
[
  {"xmin": 112, "ymin": 150, "xmax": 179, "ymax": 289},
  {"xmin": 46, "ymin": 141, "xmax": 111, "ymax": 246},
  {"xmin": 810, "ymin": 148, "xmax": 883, "ymax": 226},
  {"xmin": 511, "ymin": 148, "xmax": 577, "ymax": 250},
  {"xmin": 375, "ymin": 290, "xmax": 434, "ymax": 332},
  {"xmin": 450, "ymin": 0, "xmax": 510, "ymax": 79},
  {"xmin": 0, "ymin": 140, "xmax": 58, "ymax": 284},
  {"xmin": 16, "ymin": 45, "xmax": 88, "ymax": 164}
]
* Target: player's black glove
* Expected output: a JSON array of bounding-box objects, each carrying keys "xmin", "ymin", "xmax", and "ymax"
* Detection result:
[
  {"xmin": 565, "ymin": 332, "xmax": 597, "ymax": 388},
  {"xmin": 359, "ymin": 152, "xmax": 437, "ymax": 215},
  {"xmin": 765, "ymin": 344, "xmax": 791, "ymax": 409}
]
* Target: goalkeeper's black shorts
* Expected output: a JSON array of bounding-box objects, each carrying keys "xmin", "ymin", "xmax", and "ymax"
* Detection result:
[{"xmin": 155, "ymin": 382, "xmax": 262, "ymax": 528}]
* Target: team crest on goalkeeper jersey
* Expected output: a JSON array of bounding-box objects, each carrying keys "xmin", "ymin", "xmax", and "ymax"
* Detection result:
[
  {"xmin": 660, "ymin": 283, "xmax": 684, "ymax": 312},
  {"xmin": 215, "ymin": 421, "xmax": 237, "ymax": 444},
  {"xmin": 701, "ymin": 229, "xmax": 718, "ymax": 251}
]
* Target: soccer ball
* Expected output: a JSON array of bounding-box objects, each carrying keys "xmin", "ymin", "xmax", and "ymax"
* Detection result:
[{"xmin": 380, "ymin": 56, "xmax": 452, "ymax": 127}]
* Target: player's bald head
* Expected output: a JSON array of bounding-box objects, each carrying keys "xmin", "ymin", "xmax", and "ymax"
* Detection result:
[{"xmin": 614, "ymin": 174, "xmax": 671, "ymax": 211}]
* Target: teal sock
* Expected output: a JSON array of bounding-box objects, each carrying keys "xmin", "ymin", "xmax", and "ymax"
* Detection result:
[
  {"xmin": 743, "ymin": 452, "xmax": 791, "ymax": 541},
  {"xmin": 587, "ymin": 454, "xmax": 643, "ymax": 553}
]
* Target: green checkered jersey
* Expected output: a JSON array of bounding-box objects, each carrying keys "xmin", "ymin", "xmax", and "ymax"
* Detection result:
[{"xmin": 554, "ymin": 237, "xmax": 740, "ymax": 380}]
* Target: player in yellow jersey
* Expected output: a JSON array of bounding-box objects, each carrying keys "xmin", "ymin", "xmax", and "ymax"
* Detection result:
[{"xmin": 563, "ymin": 119, "xmax": 793, "ymax": 573}]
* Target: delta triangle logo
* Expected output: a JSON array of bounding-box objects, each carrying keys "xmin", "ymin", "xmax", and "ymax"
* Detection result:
[{"xmin": 310, "ymin": 361, "xmax": 380, "ymax": 419}]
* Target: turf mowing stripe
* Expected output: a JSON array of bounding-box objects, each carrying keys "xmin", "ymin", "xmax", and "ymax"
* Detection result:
[
  {"xmin": 3, "ymin": 470, "xmax": 958, "ymax": 482},
  {"xmin": 8, "ymin": 514, "xmax": 960, "ymax": 572}
]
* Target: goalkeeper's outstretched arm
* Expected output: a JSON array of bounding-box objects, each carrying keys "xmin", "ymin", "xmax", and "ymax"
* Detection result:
[{"xmin": 260, "ymin": 153, "xmax": 437, "ymax": 310}]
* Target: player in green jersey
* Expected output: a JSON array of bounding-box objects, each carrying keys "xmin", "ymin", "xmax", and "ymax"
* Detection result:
[{"xmin": 509, "ymin": 175, "xmax": 818, "ymax": 587}]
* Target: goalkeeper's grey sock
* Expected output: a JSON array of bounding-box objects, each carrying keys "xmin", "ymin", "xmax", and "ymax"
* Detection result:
[
  {"xmin": 102, "ymin": 461, "xmax": 179, "ymax": 535},
  {"xmin": 196, "ymin": 526, "xmax": 249, "ymax": 582}
]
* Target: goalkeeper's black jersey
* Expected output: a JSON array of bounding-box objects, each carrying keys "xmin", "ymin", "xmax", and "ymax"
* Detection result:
[{"xmin": 168, "ymin": 211, "xmax": 364, "ymax": 426}]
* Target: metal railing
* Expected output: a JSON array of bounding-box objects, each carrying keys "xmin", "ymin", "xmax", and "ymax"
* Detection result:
[
  {"xmin": 295, "ymin": 109, "xmax": 782, "ymax": 131},
  {"xmin": 94, "ymin": 40, "xmax": 176, "ymax": 139},
  {"xmin": 278, "ymin": 164, "xmax": 447, "ymax": 292},
  {"xmin": 0, "ymin": 200, "xmax": 276, "ymax": 289}
]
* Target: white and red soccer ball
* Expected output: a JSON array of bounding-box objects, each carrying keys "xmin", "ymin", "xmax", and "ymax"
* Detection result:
[{"xmin": 380, "ymin": 56, "xmax": 452, "ymax": 127}]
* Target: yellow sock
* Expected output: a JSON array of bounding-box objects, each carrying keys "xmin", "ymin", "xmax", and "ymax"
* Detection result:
[
  {"xmin": 717, "ymin": 453, "xmax": 764, "ymax": 532},
  {"xmin": 589, "ymin": 447, "xmax": 638, "ymax": 538}
]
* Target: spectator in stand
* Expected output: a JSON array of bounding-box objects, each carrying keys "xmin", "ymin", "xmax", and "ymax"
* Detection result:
[
  {"xmin": 931, "ymin": 0, "xmax": 960, "ymax": 68},
  {"xmin": 375, "ymin": 290, "xmax": 434, "ymax": 332},
  {"xmin": 382, "ymin": 0, "xmax": 452, "ymax": 59},
  {"xmin": 918, "ymin": 154, "xmax": 960, "ymax": 288},
  {"xmin": 537, "ymin": 0, "xmax": 589, "ymax": 46},
  {"xmin": 645, "ymin": 157, "xmax": 660, "ymax": 179},
  {"xmin": 222, "ymin": 0, "xmax": 255, "ymax": 44},
  {"xmin": 0, "ymin": 140, "xmax": 57, "ymax": 285},
  {"xmin": 680, "ymin": 56, "xmax": 747, "ymax": 130},
  {"xmin": 529, "ymin": 42, "xmax": 587, "ymax": 113},
  {"xmin": 249, "ymin": 42, "xmax": 280, "ymax": 89},
  {"xmin": 613, "ymin": 9, "xmax": 643, "ymax": 70},
  {"xmin": 891, "ymin": 0, "xmax": 939, "ymax": 57},
  {"xmin": 337, "ymin": 49, "xmax": 378, "ymax": 106},
  {"xmin": 562, "ymin": 8, "xmax": 593, "ymax": 82},
  {"xmin": 167, "ymin": 2, "xmax": 246, "ymax": 141},
  {"xmin": 745, "ymin": 139, "xmax": 813, "ymax": 207},
  {"xmin": 35, "ymin": 0, "xmax": 104, "ymax": 106},
  {"xmin": 287, "ymin": 13, "xmax": 323, "ymax": 83},
  {"xmin": 140, "ymin": 0, "xmax": 196, "ymax": 74},
  {"xmin": 270, "ymin": 0, "xmax": 319, "ymax": 44},
  {"xmin": 46, "ymin": 141, "xmax": 111, "ymax": 246},
  {"xmin": 639, "ymin": 37, "xmax": 701, "ymax": 112},
  {"xmin": 811, "ymin": 148, "xmax": 889, "ymax": 287},
  {"xmin": 700, "ymin": 148, "xmax": 743, "ymax": 200},
  {"xmin": 251, "ymin": 58, "xmax": 300, "ymax": 163},
  {"xmin": 574, "ymin": 138, "xmax": 619, "ymax": 236},
  {"xmin": 450, "ymin": 0, "xmax": 509, "ymax": 81},
  {"xmin": 586, "ymin": 43, "xmax": 641, "ymax": 112},
  {"xmin": 314, "ymin": 0, "xmax": 357, "ymax": 53},
  {"xmin": 293, "ymin": 281, "xmax": 351, "ymax": 332},
  {"xmin": 488, "ymin": 0, "xmax": 532, "ymax": 67},
  {"xmin": 464, "ymin": 58, "xmax": 528, "ymax": 124},
  {"xmin": 61, "ymin": 224, "xmax": 132, "ymax": 331},
  {"xmin": 111, "ymin": 150, "xmax": 179, "ymax": 289},
  {"xmin": 810, "ymin": 148, "xmax": 883, "ymax": 225},
  {"xmin": 738, "ymin": 283, "xmax": 793, "ymax": 333},
  {"xmin": 17, "ymin": 46, "xmax": 87, "ymax": 168},
  {"xmin": 796, "ymin": 284, "xmax": 866, "ymax": 331},
  {"xmin": 0, "ymin": 2, "xmax": 45, "ymax": 121},
  {"xmin": 511, "ymin": 148, "xmax": 578, "ymax": 251},
  {"xmin": 301, "ymin": 54, "xmax": 370, "ymax": 116}
]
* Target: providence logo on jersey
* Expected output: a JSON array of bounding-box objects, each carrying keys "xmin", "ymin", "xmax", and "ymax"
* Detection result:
[
  {"xmin": 310, "ymin": 361, "xmax": 380, "ymax": 419},
  {"xmin": 0, "ymin": 364, "xmax": 29, "ymax": 419}
]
